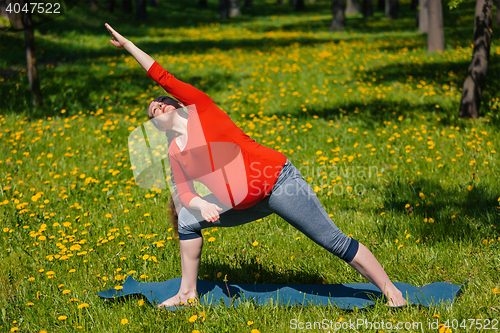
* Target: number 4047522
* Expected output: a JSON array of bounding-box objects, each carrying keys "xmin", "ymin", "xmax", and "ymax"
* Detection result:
[{"xmin": 5, "ymin": 2, "xmax": 61, "ymax": 14}]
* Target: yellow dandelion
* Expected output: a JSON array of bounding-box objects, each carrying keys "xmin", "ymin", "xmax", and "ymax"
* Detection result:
[
  {"xmin": 10, "ymin": 327, "xmax": 18, "ymax": 332},
  {"xmin": 114, "ymin": 286, "xmax": 123, "ymax": 290},
  {"xmin": 58, "ymin": 315, "xmax": 67, "ymax": 320},
  {"xmin": 138, "ymin": 299, "xmax": 144, "ymax": 306},
  {"xmin": 251, "ymin": 329, "xmax": 261, "ymax": 333},
  {"xmin": 77, "ymin": 303, "xmax": 89, "ymax": 309},
  {"xmin": 105, "ymin": 214, "xmax": 112, "ymax": 218},
  {"xmin": 492, "ymin": 287, "xmax": 498, "ymax": 294},
  {"xmin": 247, "ymin": 321, "xmax": 254, "ymax": 325},
  {"xmin": 62, "ymin": 290, "xmax": 70, "ymax": 294},
  {"xmin": 188, "ymin": 315, "xmax": 198, "ymax": 323},
  {"xmin": 252, "ymin": 241, "xmax": 258, "ymax": 246},
  {"xmin": 192, "ymin": 330, "xmax": 200, "ymax": 333},
  {"xmin": 208, "ymin": 237, "xmax": 215, "ymax": 242},
  {"xmin": 121, "ymin": 318, "xmax": 128, "ymax": 325}
]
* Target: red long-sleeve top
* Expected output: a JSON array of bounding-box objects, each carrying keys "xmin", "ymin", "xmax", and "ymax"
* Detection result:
[{"xmin": 147, "ymin": 61, "xmax": 287, "ymax": 209}]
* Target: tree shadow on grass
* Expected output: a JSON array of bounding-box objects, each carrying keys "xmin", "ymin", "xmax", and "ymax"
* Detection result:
[{"xmin": 379, "ymin": 177, "xmax": 499, "ymax": 244}]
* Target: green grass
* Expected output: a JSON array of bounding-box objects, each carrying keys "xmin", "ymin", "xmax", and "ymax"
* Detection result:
[{"xmin": 1, "ymin": 0, "xmax": 499, "ymax": 332}]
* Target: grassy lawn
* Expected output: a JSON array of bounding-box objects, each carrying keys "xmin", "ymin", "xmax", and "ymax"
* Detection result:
[{"xmin": 1, "ymin": 0, "xmax": 499, "ymax": 332}]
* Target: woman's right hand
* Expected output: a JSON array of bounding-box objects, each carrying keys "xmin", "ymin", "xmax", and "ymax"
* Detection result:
[
  {"xmin": 105, "ymin": 23, "xmax": 129, "ymax": 49},
  {"xmin": 199, "ymin": 201, "xmax": 223, "ymax": 223}
]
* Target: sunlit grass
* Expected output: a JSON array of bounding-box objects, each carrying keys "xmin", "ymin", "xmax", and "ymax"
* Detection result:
[{"xmin": 1, "ymin": 0, "xmax": 499, "ymax": 332}]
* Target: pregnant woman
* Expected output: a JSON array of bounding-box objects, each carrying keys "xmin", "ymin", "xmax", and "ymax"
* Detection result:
[{"xmin": 105, "ymin": 23, "xmax": 406, "ymax": 308}]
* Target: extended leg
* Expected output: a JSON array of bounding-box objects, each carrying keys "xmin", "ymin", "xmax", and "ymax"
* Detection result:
[
  {"xmin": 268, "ymin": 163, "xmax": 406, "ymax": 306},
  {"xmin": 348, "ymin": 242, "xmax": 406, "ymax": 306},
  {"xmin": 158, "ymin": 237, "xmax": 202, "ymax": 307}
]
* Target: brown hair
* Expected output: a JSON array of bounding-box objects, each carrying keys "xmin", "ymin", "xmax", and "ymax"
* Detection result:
[
  {"xmin": 148, "ymin": 96, "xmax": 183, "ymax": 238},
  {"xmin": 167, "ymin": 193, "xmax": 179, "ymax": 238}
]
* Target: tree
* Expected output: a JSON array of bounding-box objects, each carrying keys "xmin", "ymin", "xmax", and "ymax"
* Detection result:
[
  {"xmin": 346, "ymin": 0, "xmax": 360, "ymax": 14},
  {"xmin": 122, "ymin": 0, "xmax": 133, "ymax": 13},
  {"xmin": 496, "ymin": 0, "xmax": 499, "ymax": 26},
  {"xmin": 363, "ymin": 0, "xmax": 373, "ymax": 17},
  {"xmin": 330, "ymin": 0, "xmax": 346, "ymax": 31},
  {"xmin": 136, "ymin": 0, "xmax": 147, "ymax": 20},
  {"xmin": 377, "ymin": 0, "xmax": 384, "ymax": 11},
  {"xmin": 0, "ymin": 0, "xmax": 43, "ymax": 107},
  {"xmin": 458, "ymin": 0, "xmax": 494, "ymax": 118},
  {"xmin": 427, "ymin": 0, "xmax": 445, "ymax": 52},
  {"xmin": 418, "ymin": 0, "xmax": 429, "ymax": 33},
  {"xmin": 219, "ymin": 0, "xmax": 241, "ymax": 19},
  {"xmin": 385, "ymin": 0, "xmax": 399, "ymax": 19},
  {"xmin": 291, "ymin": 0, "xmax": 305, "ymax": 10},
  {"xmin": 106, "ymin": 0, "xmax": 116, "ymax": 12}
]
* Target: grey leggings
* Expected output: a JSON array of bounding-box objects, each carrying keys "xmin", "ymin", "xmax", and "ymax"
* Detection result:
[{"xmin": 177, "ymin": 161, "xmax": 359, "ymax": 262}]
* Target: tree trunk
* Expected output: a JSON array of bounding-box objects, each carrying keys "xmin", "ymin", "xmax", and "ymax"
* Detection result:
[
  {"xmin": 291, "ymin": 0, "xmax": 305, "ymax": 10},
  {"xmin": 363, "ymin": 0, "xmax": 373, "ymax": 17},
  {"xmin": 496, "ymin": 0, "xmax": 500, "ymax": 26},
  {"xmin": 24, "ymin": 15, "xmax": 43, "ymax": 107},
  {"xmin": 427, "ymin": 0, "xmax": 444, "ymax": 52},
  {"xmin": 458, "ymin": 0, "xmax": 493, "ymax": 118},
  {"xmin": 123, "ymin": 0, "xmax": 133, "ymax": 13},
  {"xmin": 1, "ymin": 0, "xmax": 42, "ymax": 106},
  {"xmin": 411, "ymin": 0, "xmax": 418, "ymax": 10},
  {"xmin": 229, "ymin": 0, "xmax": 241, "ymax": 16},
  {"xmin": 377, "ymin": 0, "xmax": 384, "ymax": 11},
  {"xmin": 330, "ymin": 0, "xmax": 346, "ymax": 30},
  {"xmin": 220, "ymin": 0, "xmax": 241, "ymax": 18},
  {"xmin": 88, "ymin": 0, "xmax": 99, "ymax": 10},
  {"xmin": 346, "ymin": 0, "xmax": 360, "ymax": 14},
  {"xmin": 136, "ymin": 0, "xmax": 147, "ymax": 20},
  {"xmin": 418, "ymin": 0, "xmax": 428, "ymax": 33},
  {"xmin": 385, "ymin": 0, "xmax": 398, "ymax": 19},
  {"xmin": 107, "ymin": 0, "xmax": 116, "ymax": 12}
]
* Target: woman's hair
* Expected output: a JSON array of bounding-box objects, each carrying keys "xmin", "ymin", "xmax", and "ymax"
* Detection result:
[{"xmin": 148, "ymin": 95, "xmax": 182, "ymax": 238}]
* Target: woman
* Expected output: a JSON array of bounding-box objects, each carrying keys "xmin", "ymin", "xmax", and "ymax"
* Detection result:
[{"xmin": 105, "ymin": 23, "xmax": 407, "ymax": 308}]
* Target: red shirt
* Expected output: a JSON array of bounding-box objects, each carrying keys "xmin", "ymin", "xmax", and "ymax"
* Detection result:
[{"xmin": 147, "ymin": 62, "xmax": 287, "ymax": 209}]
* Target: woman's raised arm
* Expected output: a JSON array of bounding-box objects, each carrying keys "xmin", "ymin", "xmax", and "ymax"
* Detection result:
[{"xmin": 105, "ymin": 23, "xmax": 155, "ymax": 72}]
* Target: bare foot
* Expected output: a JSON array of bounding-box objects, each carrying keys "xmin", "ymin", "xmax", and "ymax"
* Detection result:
[{"xmin": 158, "ymin": 291, "xmax": 198, "ymax": 308}]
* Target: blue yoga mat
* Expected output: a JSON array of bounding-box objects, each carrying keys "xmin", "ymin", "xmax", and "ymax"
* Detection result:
[{"xmin": 98, "ymin": 276, "xmax": 466, "ymax": 310}]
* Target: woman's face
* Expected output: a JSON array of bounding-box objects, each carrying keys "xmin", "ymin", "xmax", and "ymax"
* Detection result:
[{"xmin": 148, "ymin": 101, "xmax": 178, "ymax": 119}]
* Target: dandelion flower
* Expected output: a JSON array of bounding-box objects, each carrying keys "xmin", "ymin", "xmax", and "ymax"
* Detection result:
[
  {"xmin": 251, "ymin": 329, "xmax": 261, "ymax": 333},
  {"xmin": 252, "ymin": 241, "xmax": 258, "ymax": 246},
  {"xmin": 208, "ymin": 237, "xmax": 215, "ymax": 242},
  {"xmin": 77, "ymin": 303, "xmax": 89, "ymax": 309},
  {"xmin": 58, "ymin": 315, "xmax": 67, "ymax": 320},
  {"xmin": 247, "ymin": 321, "xmax": 254, "ymax": 325},
  {"xmin": 188, "ymin": 315, "xmax": 198, "ymax": 323},
  {"xmin": 493, "ymin": 288, "xmax": 499, "ymax": 294},
  {"xmin": 121, "ymin": 319, "xmax": 128, "ymax": 325},
  {"xmin": 62, "ymin": 290, "xmax": 70, "ymax": 294}
]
